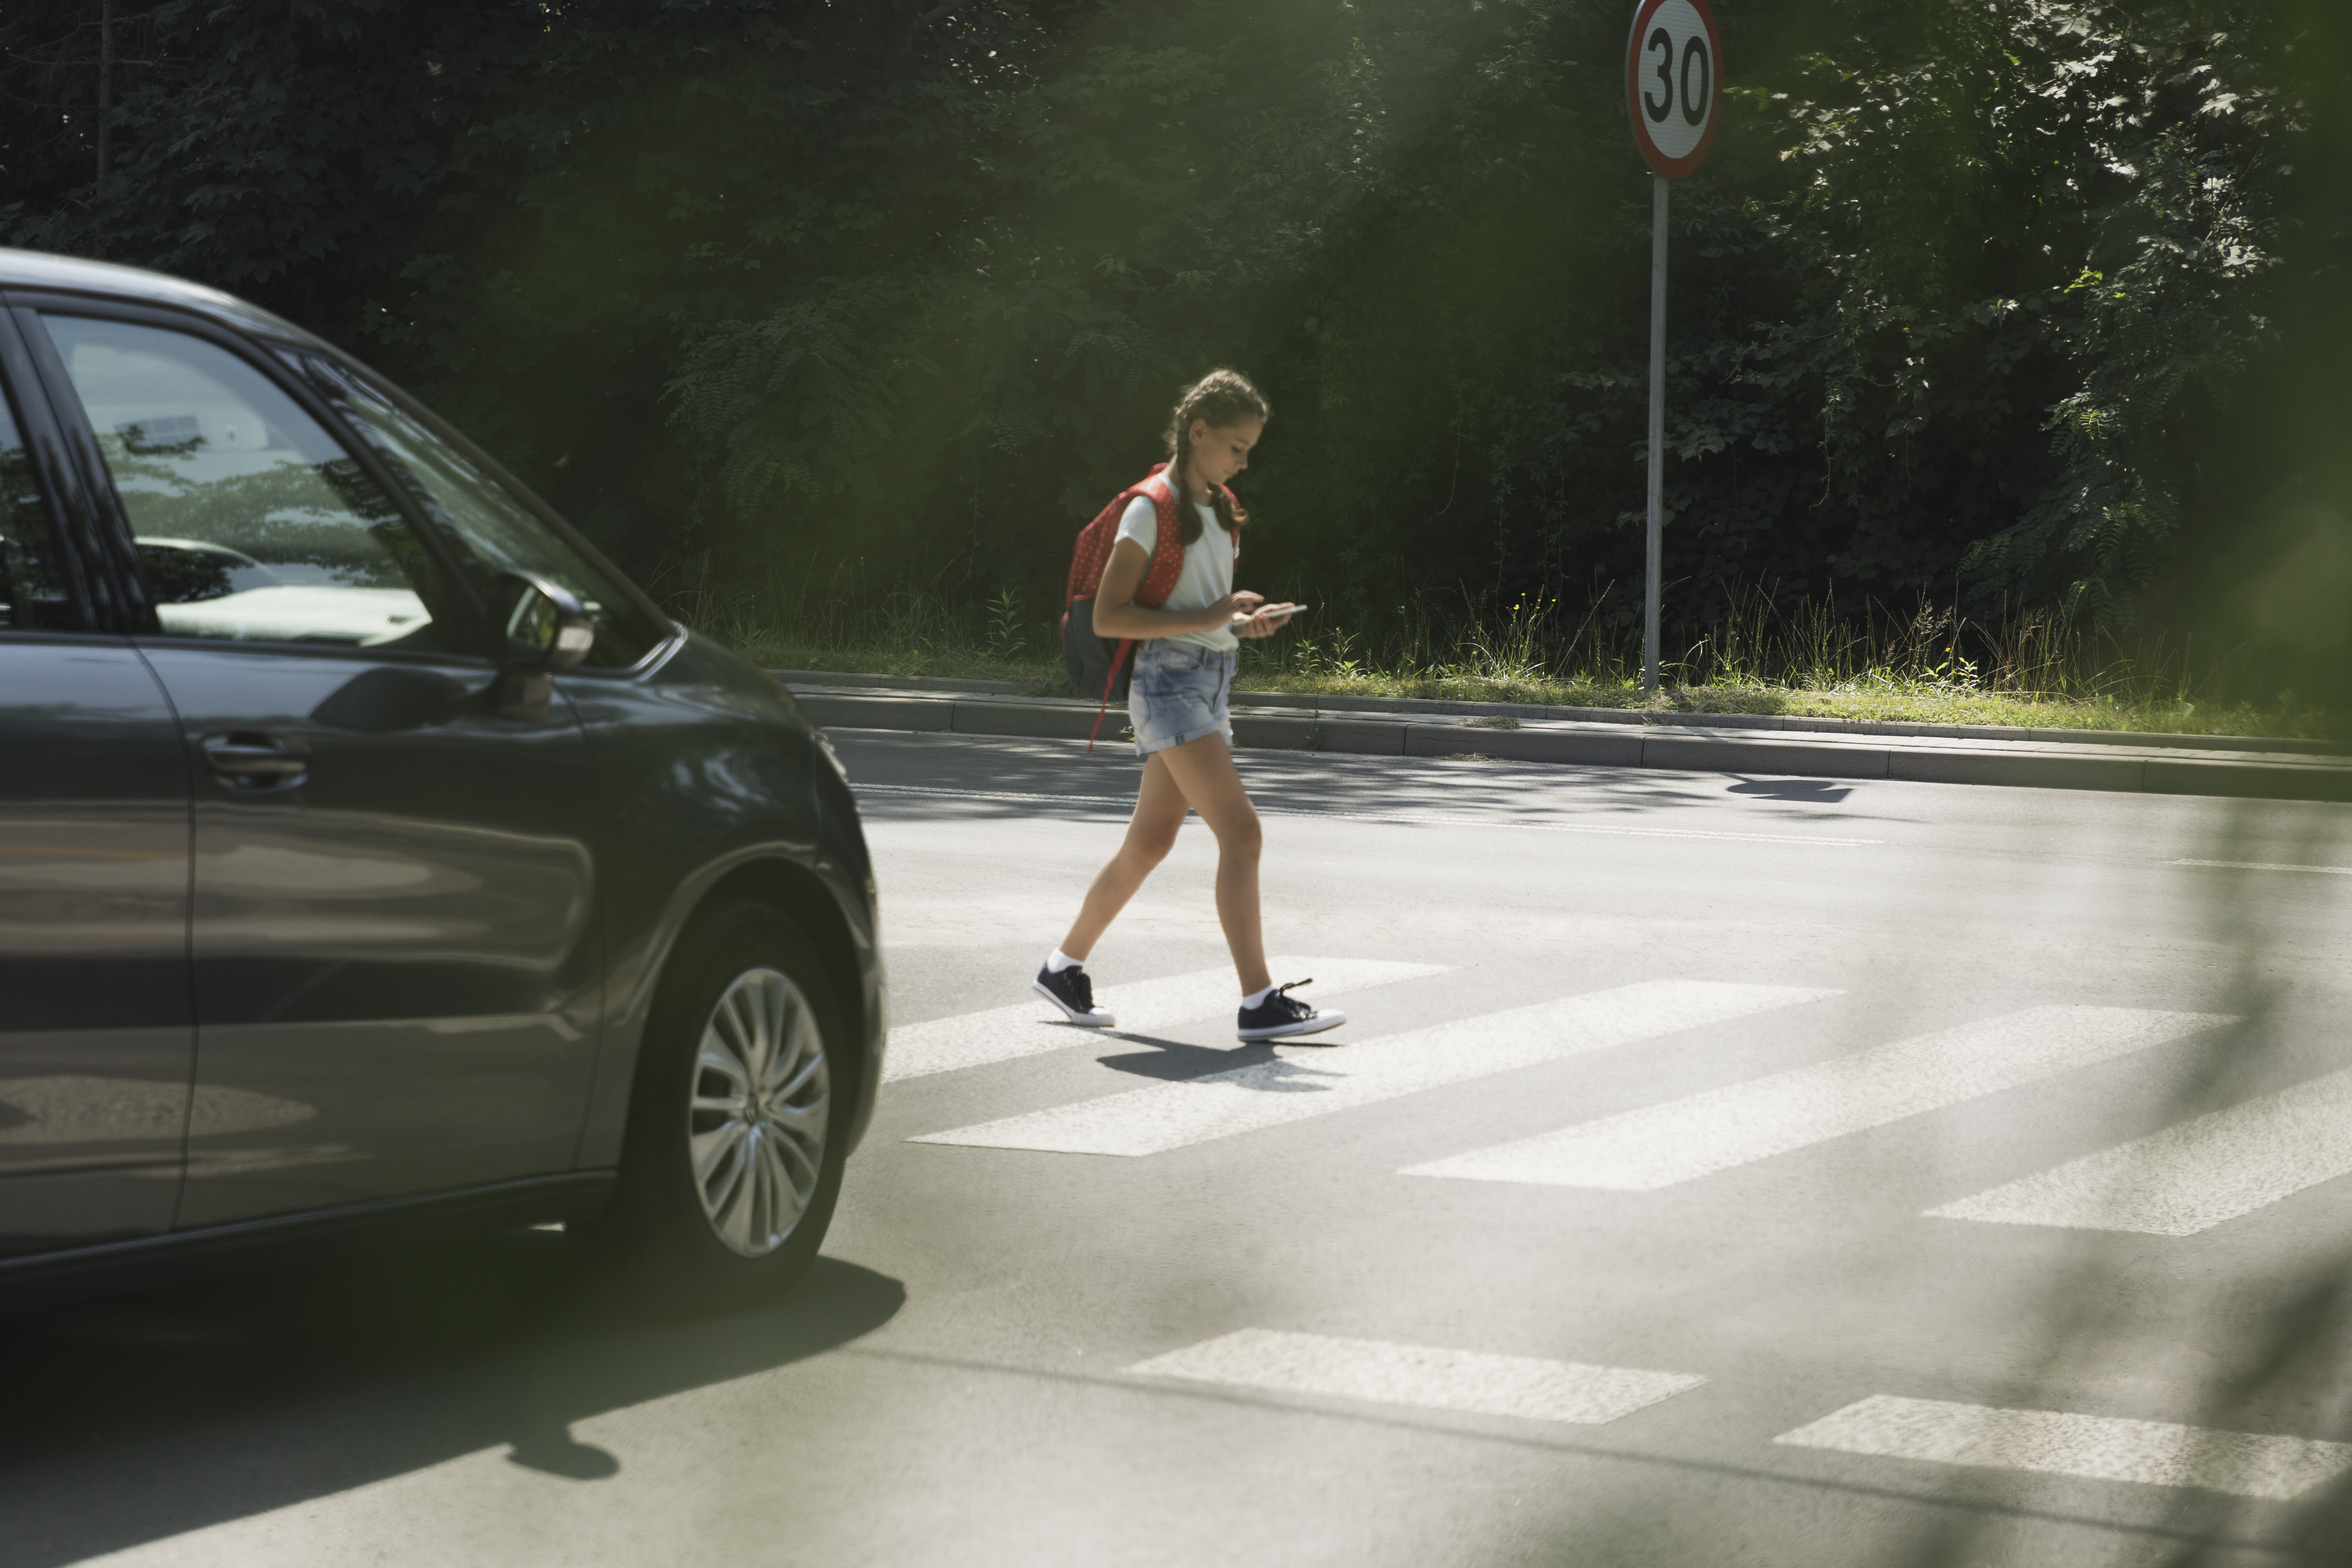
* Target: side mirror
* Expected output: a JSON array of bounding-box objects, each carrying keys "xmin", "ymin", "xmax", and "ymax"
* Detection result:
[{"xmin": 493, "ymin": 570, "xmax": 594, "ymax": 719}]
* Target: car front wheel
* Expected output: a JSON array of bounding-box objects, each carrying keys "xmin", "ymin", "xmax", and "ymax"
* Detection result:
[{"xmin": 606, "ymin": 900, "xmax": 850, "ymax": 1297}]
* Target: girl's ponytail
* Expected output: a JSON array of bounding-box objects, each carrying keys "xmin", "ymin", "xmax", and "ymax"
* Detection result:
[{"xmin": 1163, "ymin": 368, "xmax": 1270, "ymax": 545}]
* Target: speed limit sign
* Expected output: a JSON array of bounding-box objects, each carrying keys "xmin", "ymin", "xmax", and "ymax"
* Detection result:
[
  {"xmin": 1626, "ymin": 0, "xmax": 1722, "ymax": 180},
  {"xmin": 1626, "ymin": 0, "xmax": 1721, "ymax": 690}
]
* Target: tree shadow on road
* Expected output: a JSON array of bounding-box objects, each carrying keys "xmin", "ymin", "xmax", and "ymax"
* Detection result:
[
  {"xmin": 1726, "ymin": 776, "xmax": 1855, "ymax": 803},
  {"xmin": 1757, "ymin": 799, "xmax": 2352, "ymax": 1567}
]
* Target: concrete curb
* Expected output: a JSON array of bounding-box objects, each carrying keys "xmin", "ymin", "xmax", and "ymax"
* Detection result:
[{"xmin": 773, "ymin": 675, "xmax": 2352, "ymax": 805}]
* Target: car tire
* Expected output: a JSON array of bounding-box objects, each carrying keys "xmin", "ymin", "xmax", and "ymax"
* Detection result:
[{"xmin": 601, "ymin": 899, "xmax": 851, "ymax": 1301}]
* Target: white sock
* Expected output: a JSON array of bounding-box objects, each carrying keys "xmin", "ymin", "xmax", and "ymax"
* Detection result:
[
  {"xmin": 1242, "ymin": 983, "xmax": 1277, "ymax": 1009},
  {"xmin": 1047, "ymin": 949, "xmax": 1084, "ymax": 974}
]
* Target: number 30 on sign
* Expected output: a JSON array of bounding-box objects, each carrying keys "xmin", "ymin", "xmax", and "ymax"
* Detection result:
[{"xmin": 1626, "ymin": 0, "xmax": 1722, "ymax": 179}]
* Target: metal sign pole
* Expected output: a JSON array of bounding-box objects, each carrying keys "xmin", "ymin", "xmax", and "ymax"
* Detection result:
[
  {"xmin": 1644, "ymin": 172, "xmax": 1667, "ymax": 693},
  {"xmin": 1627, "ymin": 0, "xmax": 1718, "ymax": 694}
]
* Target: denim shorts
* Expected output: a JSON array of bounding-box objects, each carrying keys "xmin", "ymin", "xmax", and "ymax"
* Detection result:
[{"xmin": 1128, "ymin": 641, "xmax": 1237, "ymax": 757}]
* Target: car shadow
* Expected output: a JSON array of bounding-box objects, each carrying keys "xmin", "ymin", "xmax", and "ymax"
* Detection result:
[{"xmin": 0, "ymin": 1234, "xmax": 904, "ymax": 1565}]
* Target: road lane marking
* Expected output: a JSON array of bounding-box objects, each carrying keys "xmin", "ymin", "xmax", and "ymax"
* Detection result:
[
  {"xmin": 853, "ymin": 784, "xmax": 1882, "ymax": 846},
  {"xmin": 1774, "ymin": 1394, "xmax": 2352, "ymax": 1501},
  {"xmin": 858, "ymin": 784, "xmax": 1130, "ymax": 810},
  {"xmin": 2172, "ymin": 859, "xmax": 2352, "ymax": 876},
  {"xmin": 1401, "ymin": 1007, "xmax": 2234, "ymax": 1191},
  {"xmin": 1127, "ymin": 1328, "xmax": 1705, "ymax": 1425},
  {"xmin": 883, "ymin": 958, "xmax": 1451, "ymax": 1082},
  {"xmin": 910, "ymin": 980, "xmax": 1838, "ymax": 1156},
  {"xmin": 1926, "ymin": 1067, "xmax": 2352, "ymax": 1235},
  {"xmin": 1263, "ymin": 809, "xmax": 1878, "ymax": 846}
]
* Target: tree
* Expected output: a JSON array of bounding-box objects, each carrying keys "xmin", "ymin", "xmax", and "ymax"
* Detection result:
[{"xmin": 2, "ymin": 0, "xmax": 2328, "ymax": 667}]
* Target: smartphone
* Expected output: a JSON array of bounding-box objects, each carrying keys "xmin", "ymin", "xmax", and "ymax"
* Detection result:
[{"xmin": 1237, "ymin": 603, "xmax": 1309, "ymax": 620}]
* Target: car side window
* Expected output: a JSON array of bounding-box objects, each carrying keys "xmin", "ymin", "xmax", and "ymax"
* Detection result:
[
  {"xmin": 0, "ymin": 388, "xmax": 80, "ymax": 632},
  {"xmin": 283, "ymin": 352, "xmax": 667, "ymax": 669},
  {"xmin": 40, "ymin": 314, "xmax": 463, "ymax": 653}
]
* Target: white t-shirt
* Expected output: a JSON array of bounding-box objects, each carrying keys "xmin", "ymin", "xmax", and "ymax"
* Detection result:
[{"xmin": 1114, "ymin": 472, "xmax": 1237, "ymax": 652}]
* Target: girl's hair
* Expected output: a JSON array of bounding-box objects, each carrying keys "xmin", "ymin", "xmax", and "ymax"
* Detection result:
[{"xmin": 1163, "ymin": 368, "xmax": 1270, "ymax": 544}]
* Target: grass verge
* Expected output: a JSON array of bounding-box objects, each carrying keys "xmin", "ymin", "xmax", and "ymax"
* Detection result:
[
  {"xmin": 719, "ymin": 631, "xmax": 2332, "ymax": 742},
  {"xmin": 694, "ymin": 584, "xmax": 2340, "ymax": 744}
]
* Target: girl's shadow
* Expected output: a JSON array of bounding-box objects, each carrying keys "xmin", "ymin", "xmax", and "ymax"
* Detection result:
[{"xmin": 1093, "ymin": 1036, "xmax": 1339, "ymax": 1090}]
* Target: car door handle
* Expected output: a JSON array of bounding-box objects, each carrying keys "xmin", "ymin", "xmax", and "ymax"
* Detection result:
[{"xmin": 200, "ymin": 731, "xmax": 311, "ymax": 791}]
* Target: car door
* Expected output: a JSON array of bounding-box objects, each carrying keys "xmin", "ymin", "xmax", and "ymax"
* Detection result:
[
  {"xmin": 0, "ymin": 309, "xmax": 192, "ymax": 1255},
  {"xmin": 21, "ymin": 302, "xmax": 604, "ymax": 1227}
]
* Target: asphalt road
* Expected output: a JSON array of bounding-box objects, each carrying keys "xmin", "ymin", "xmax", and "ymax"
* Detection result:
[{"xmin": 7, "ymin": 731, "xmax": 2351, "ymax": 1567}]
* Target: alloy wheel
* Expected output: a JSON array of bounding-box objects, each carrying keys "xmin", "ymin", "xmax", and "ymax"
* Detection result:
[{"xmin": 687, "ymin": 967, "xmax": 831, "ymax": 1257}]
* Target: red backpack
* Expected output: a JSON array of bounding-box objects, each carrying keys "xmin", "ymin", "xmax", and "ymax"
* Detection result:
[{"xmin": 1060, "ymin": 463, "xmax": 1238, "ymax": 751}]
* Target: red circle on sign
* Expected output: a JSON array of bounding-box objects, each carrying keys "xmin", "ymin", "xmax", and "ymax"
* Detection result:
[{"xmin": 1625, "ymin": 0, "xmax": 1723, "ymax": 179}]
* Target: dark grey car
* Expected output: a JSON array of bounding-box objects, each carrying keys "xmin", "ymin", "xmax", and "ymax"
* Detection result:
[{"xmin": 0, "ymin": 247, "xmax": 886, "ymax": 1303}]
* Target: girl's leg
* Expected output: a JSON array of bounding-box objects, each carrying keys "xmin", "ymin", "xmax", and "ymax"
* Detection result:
[
  {"xmin": 1151, "ymin": 733, "xmax": 1272, "ymax": 996},
  {"xmin": 1058, "ymin": 753, "xmax": 1192, "ymax": 960}
]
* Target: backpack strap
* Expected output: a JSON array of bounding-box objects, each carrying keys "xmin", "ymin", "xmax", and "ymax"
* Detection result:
[
  {"xmin": 1086, "ymin": 639, "xmax": 1132, "ymax": 755},
  {"xmin": 1134, "ymin": 469, "xmax": 1188, "ymax": 609}
]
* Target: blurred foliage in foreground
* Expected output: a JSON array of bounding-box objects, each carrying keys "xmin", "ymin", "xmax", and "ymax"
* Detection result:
[{"xmin": 4, "ymin": 0, "xmax": 2347, "ymax": 715}]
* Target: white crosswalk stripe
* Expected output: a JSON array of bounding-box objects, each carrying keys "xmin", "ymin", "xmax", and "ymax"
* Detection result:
[
  {"xmin": 1774, "ymin": 1394, "xmax": 2352, "ymax": 1501},
  {"xmin": 2172, "ymin": 859, "xmax": 2352, "ymax": 876},
  {"xmin": 1400, "ymin": 1006, "xmax": 2233, "ymax": 1191},
  {"xmin": 1926, "ymin": 1065, "xmax": 2352, "ymax": 1236},
  {"xmin": 882, "ymin": 957, "xmax": 1451, "ymax": 1082},
  {"xmin": 1127, "ymin": 1328, "xmax": 1705, "ymax": 1425},
  {"xmin": 909, "ymin": 980, "xmax": 1837, "ymax": 1156},
  {"xmin": 857, "ymin": 784, "xmax": 1884, "ymax": 846}
]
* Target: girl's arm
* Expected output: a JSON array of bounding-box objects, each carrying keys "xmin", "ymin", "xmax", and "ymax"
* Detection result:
[{"xmin": 1090, "ymin": 537, "xmax": 1248, "ymax": 639}]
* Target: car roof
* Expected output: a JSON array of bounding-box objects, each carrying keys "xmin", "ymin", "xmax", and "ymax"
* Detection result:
[{"xmin": 0, "ymin": 247, "xmax": 332, "ymax": 350}]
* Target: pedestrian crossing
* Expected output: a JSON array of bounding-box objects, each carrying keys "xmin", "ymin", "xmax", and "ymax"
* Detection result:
[
  {"xmin": 856, "ymin": 782, "xmax": 1888, "ymax": 846},
  {"xmin": 1926, "ymin": 1065, "xmax": 2352, "ymax": 1236},
  {"xmin": 882, "ymin": 956, "xmax": 1450, "ymax": 1082},
  {"xmin": 876, "ymin": 937, "xmax": 2352, "ymax": 1527},
  {"xmin": 1127, "ymin": 1328, "xmax": 1705, "ymax": 1425},
  {"xmin": 911, "ymin": 981, "xmax": 1837, "ymax": 1156},
  {"xmin": 892, "ymin": 964, "xmax": 2350, "ymax": 1241},
  {"xmin": 1118, "ymin": 1331, "xmax": 2352, "ymax": 1501},
  {"xmin": 894, "ymin": 965, "xmax": 2352, "ymax": 1503},
  {"xmin": 1774, "ymin": 1394, "xmax": 2352, "ymax": 1501},
  {"xmin": 1401, "ymin": 1006, "xmax": 2231, "ymax": 1191},
  {"xmin": 2172, "ymin": 858, "xmax": 2352, "ymax": 876}
]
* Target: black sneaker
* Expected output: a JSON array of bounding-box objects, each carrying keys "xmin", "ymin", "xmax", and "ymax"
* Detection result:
[
  {"xmin": 1237, "ymin": 979, "xmax": 1346, "ymax": 1042},
  {"xmin": 1033, "ymin": 964, "xmax": 1116, "ymax": 1027}
]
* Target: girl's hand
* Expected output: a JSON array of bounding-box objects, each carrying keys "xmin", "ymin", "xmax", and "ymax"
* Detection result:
[
  {"xmin": 1204, "ymin": 592, "xmax": 1257, "ymax": 633},
  {"xmin": 1234, "ymin": 597, "xmax": 1294, "ymax": 639}
]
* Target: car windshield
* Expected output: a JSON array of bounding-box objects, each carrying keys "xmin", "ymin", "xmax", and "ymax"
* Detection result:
[{"xmin": 283, "ymin": 353, "xmax": 668, "ymax": 669}]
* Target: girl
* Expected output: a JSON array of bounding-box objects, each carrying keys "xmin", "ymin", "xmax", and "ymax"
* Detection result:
[{"xmin": 1033, "ymin": 370, "xmax": 1344, "ymax": 1043}]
